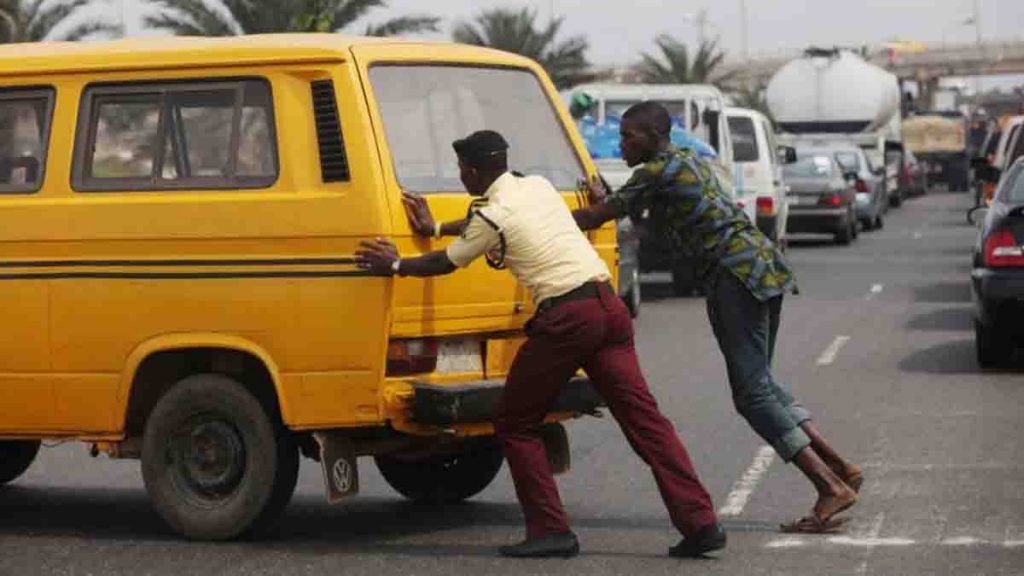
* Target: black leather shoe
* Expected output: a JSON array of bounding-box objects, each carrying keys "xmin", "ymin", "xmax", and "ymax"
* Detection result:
[
  {"xmin": 499, "ymin": 532, "xmax": 580, "ymax": 558},
  {"xmin": 668, "ymin": 523, "xmax": 726, "ymax": 558}
]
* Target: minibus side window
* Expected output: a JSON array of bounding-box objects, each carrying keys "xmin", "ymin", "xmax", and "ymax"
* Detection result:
[
  {"xmin": 74, "ymin": 79, "xmax": 278, "ymax": 192},
  {"xmin": 0, "ymin": 88, "xmax": 54, "ymax": 194}
]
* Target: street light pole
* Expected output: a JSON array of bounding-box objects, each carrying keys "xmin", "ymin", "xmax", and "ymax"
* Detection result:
[
  {"xmin": 740, "ymin": 0, "xmax": 749, "ymax": 59},
  {"xmin": 973, "ymin": 0, "xmax": 982, "ymax": 99}
]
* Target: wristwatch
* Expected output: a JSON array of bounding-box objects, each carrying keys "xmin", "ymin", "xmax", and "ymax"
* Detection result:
[{"xmin": 391, "ymin": 258, "xmax": 401, "ymax": 276}]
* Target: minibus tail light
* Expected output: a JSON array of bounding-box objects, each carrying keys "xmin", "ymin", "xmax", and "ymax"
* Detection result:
[{"xmin": 386, "ymin": 339, "xmax": 439, "ymax": 375}]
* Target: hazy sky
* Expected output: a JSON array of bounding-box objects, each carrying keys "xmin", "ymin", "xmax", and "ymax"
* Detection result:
[{"xmin": 113, "ymin": 0, "xmax": 1023, "ymax": 66}]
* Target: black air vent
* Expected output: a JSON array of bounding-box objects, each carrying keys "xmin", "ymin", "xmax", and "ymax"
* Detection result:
[{"xmin": 311, "ymin": 80, "xmax": 349, "ymax": 182}]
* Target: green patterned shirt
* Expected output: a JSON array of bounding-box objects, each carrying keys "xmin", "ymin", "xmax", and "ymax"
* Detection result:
[{"xmin": 606, "ymin": 145, "xmax": 795, "ymax": 301}]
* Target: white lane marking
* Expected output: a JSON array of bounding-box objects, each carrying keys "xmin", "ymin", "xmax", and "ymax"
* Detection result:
[
  {"xmin": 765, "ymin": 536, "xmax": 805, "ymax": 549},
  {"xmin": 765, "ymin": 537, "xmax": 1024, "ymax": 549},
  {"xmin": 816, "ymin": 336, "xmax": 851, "ymax": 365},
  {"xmin": 829, "ymin": 536, "xmax": 915, "ymax": 547},
  {"xmin": 942, "ymin": 537, "xmax": 984, "ymax": 546},
  {"xmin": 717, "ymin": 445, "xmax": 775, "ymax": 517},
  {"xmin": 854, "ymin": 513, "xmax": 887, "ymax": 575},
  {"xmin": 913, "ymin": 231, "xmax": 923, "ymax": 239},
  {"xmin": 864, "ymin": 283, "xmax": 884, "ymax": 301}
]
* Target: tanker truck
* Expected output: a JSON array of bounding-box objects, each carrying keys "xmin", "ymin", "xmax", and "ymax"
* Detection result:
[{"xmin": 767, "ymin": 47, "xmax": 906, "ymax": 207}]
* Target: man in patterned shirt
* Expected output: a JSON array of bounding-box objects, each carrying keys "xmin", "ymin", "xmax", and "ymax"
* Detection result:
[{"xmin": 573, "ymin": 101, "xmax": 862, "ymax": 533}]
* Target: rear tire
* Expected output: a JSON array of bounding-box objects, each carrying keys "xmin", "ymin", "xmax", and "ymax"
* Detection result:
[
  {"xmin": 141, "ymin": 374, "xmax": 299, "ymax": 541},
  {"xmin": 976, "ymin": 320, "xmax": 1013, "ymax": 368},
  {"xmin": 835, "ymin": 218, "xmax": 853, "ymax": 245},
  {"xmin": 376, "ymin": 441, "xmax": 504, "ymax": 504},
  {"xmin": 874, "ymin": 214, "xmax": 884, "ymax": 230},
  {"xmin": 0, "ymin": 440, "xmax": 40, "ymax": 485}
]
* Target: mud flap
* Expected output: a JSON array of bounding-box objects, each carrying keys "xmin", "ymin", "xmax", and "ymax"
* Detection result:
[
  {"xmin": 313, "ymin": 431, "xmax": 359, "ymax": 504},
  {"xmin": 540, "ymin": 423, "xmax": 570, "ymax": 475}
]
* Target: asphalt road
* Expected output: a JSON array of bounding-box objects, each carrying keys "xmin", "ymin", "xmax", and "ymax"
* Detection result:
[{"xmin": 3, "ymin": 188, "xmax": 1023, "ymax": 576}]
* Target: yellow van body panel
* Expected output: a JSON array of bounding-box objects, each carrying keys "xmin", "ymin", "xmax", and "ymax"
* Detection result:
[{"xmin": 0, "ymin": 35, "xmax": 614, "ymax": 440}]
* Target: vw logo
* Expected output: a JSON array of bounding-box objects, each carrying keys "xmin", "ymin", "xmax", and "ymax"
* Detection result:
[{"xmin": 331, "ymin": 458, "xmax": 353, "ymax": 493}]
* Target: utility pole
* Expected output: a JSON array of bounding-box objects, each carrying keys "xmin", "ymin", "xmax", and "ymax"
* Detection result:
[
  {"xmin": 973, "ymin": 0, "xmax": 983, "ymax": 100},
  {"xmin": 739, "ymin": 0, "xmax": 749, "ymax": 59},
  {"xmin": 696, "ymin": 8, "xmax": 707, "ymax": 46}
]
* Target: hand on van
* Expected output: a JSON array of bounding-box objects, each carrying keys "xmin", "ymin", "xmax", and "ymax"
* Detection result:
[
  {"xmin": 355, "ymin": 238, "xmax": 401, "ymax": 275},
  {"xmin": 402, "ymin": 191, "xmax": 436, "ymax": 237},
  {"xmin": 583, "ymin": 174, "xmax": 609, "ymax": 204}
]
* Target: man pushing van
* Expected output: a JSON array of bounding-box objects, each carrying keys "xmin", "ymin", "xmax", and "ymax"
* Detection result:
[{"xmin": 354, "ymin": 129, "xmax": 725, "ymax": 559}]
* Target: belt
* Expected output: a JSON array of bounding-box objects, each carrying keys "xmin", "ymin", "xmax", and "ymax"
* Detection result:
[{"xmin": 537, "ymin": 281, "xmax": 609, "ymax": 312}]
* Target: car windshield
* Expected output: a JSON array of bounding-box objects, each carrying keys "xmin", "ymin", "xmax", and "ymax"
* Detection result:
[
  {"xmin": 785, "ymin": 154, "xmax": 834, "ymax": 178},
  {"xmin": 998, "ymin": 161, "xmax": 1024, "ymax": 203},
  {"xmin": 369, "ymin": 65, "xmax": 584, "ymax": 193}
]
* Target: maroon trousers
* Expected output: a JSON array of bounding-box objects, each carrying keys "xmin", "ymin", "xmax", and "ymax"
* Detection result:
[{"xmin": 494, "ymin": 282, "xmax": 717, "ymax": 539}]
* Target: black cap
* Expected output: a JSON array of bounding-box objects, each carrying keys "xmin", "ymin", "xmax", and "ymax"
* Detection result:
[{"xmin": 452, "ymin": 130, "xmax": 509, "ymax": 166}]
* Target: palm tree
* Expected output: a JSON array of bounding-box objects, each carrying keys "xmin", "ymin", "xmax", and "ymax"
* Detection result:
[
  {"xmin": 452, "ymin": 7, "xmax": 593, "ymax": 89},
  {"xmin": 729, "ymin": 80, "xmax": 773, "ymax": 122},
  {"xmin": 145, "ymin": 0, "xmax": 439, "ymax": 37},
  {"xmin": 0, "ymin": 0, "xmax": 119, "ymax": 43},
  {"xmin": 636, "ymin": 34, "xmax": 734, "ymax": 86}
]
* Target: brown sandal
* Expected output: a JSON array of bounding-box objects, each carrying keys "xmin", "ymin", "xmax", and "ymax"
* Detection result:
[
  {"xmin": 779, "ymin": 515, "xmax": 848, "ymax": 534},
  {"xmin": 845, "ymin": 470, "xmax": 863, "ymax": 493}
]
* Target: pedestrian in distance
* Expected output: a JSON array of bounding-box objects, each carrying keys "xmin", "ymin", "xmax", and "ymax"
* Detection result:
[
  {"xmin": 355, "ymin": 129, "xmax": 726, "ymax": 558},
  {"xmin": 571, "ymin": 101, "xmax": 862, "ymax": 534}
]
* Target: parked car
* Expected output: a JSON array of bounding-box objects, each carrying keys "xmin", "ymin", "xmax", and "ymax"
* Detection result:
[
  {"xmin": 832, "ymin": 145, "xmax": 886, "ymax": 230},
  {"xmin": 969, "ymin": 156, "xmax": 1024, "ymax": 367},
  {"xmin": 784, "ymin": 150, "xmax": 859, "ymax": 244},
  {"xmin": 726, "ymin": 106, "xmax": 791, "ymax": 245},
  {"xmin": 901, "ymin": 150, "xmax": 929, "ymax": 197},
  {"xmin": 618, "ymin": 217, "xmax": 641, "ymax": 317}
]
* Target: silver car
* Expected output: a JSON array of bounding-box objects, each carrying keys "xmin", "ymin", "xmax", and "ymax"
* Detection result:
[{"xmin": 832, "ymin": 145, "xmax": 887, "ymax": 230}]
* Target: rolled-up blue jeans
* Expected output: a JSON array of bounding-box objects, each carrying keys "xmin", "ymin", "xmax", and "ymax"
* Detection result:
[{"xmin": 705, "ymin": 267, "xmax": 812, "ymax": 461}]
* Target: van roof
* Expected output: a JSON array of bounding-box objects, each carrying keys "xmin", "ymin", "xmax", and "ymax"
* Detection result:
[
  {"xmin": 725, "ymin": 106, "xmax": 767, "ymax": 121},
  {"xmin": 0, "ymin": 34, "xmax": 529, "ymax": 77},
  {"xmin": 566, "ymin": 83, "xmax": 725, "ymax": 102}
]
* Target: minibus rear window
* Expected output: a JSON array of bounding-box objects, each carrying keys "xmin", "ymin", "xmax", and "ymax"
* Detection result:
[
  {"xmin": 369, "ymin": 65, "xmax": 585, "ymax": 194},
  {"xmin": 728, "ymin": 116, "xmax": 759, "ymax": 162},
  {"xmin": 0, "ymin": 88, "xmax": 54, "ymax": 194}
]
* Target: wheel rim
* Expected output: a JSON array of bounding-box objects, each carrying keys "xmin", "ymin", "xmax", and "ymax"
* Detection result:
[{"xmin": 167, "ymin": 416, "xmax": 247, "ymax": 507}]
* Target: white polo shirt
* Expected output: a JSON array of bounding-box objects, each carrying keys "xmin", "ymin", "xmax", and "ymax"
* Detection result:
[{"xmin": 446, "ymin": 172, "xmax": 611, "ymax": 304}]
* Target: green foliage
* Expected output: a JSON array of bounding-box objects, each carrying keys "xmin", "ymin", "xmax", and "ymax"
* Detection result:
[
  {"xmin": 452, "ymin": 7, "xmax": 593, "ymax": 89},
  {"xmin": 145, "ymin": 0, "xmax": 439, "ymax": 37},
  {"xmin": 729, "ymin": 80, "xmax": 774, "ymax": 123},
  {"xmin": 0, "ymin": 0, "xmax": 119, "ymax": 43},
  {"xmin": 636, "ymin": 34, "xmax": 734, "ymax": 86}
]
